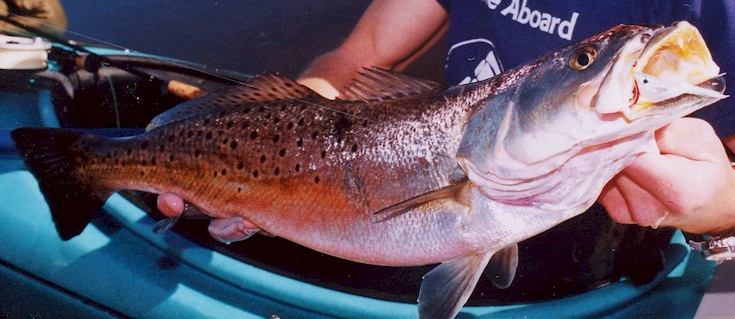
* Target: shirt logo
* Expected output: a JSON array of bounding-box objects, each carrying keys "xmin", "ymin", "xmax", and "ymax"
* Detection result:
[
  {"xmin": 446, "ymin": 39, "xmax": 504, "ymax": 84},
  {"xmin": 484, "ymin": 0, "xmax": 579, "ymax": 40}
]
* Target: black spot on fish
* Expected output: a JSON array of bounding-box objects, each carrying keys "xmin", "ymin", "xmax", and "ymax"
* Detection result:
[
  {"xmin": 333, "ymin": 115, "xmax": 352, "ymax": 142},
  {"xmin": 237, "ymin": 187, "xmax": 243, "ymax": 192},
  {"xmin": 295, "ymin": 164, "xmax": 301, "ymax": 172},
  {"xmin": 205, "ymin": 132, "xmax": 213, "ymax": 140},
  {"xmin": 213, "ymin": 171, "xmax": 218, "ymax": 177},
  {"xmin": 195, "ymin": 150, "xmax": 202, "ymax": 158},
  {"xmin": 141, "ymin": 160, "xmax": 147, "ymax": 167},
  {"xmin": 274, "ymin": 167, "xmax": 280, "ymax": 176},
  {"xmin": 279, "ymin": 149, "xmax": 286, "ymax": 157},
  {"xmin": 351, "ymin": 144, "xmax": 358, "ymax": 153},
  {"xmin": 151, "ymin": 157, "xmax": 157, "ymax": 166},
  {"xmin": 203, "ymin": 118, "xmax": 211, "ymax": 125},
  {"xmin": 197, "ymin": 131, "xmax": 203, "ymax": 137},
  {"xmin": 187, "ymin": 131, "xmax": 194, "ymax": 138},
  {"xmin": 126, "ymin": 148, "xmax": 132, "ymax": 156},
  {"xmin": 237, "ymin": 161, "xmax": 244, "ymax": 170},
  {"xmin": 321, "ymin": 150, "xmax": 327, "ymax": 158},
  {"xmin": 298, "ymin": 118, "xmax": 305, "ymax": 126},
  {"xmin": 287, "ymin": 122, "xmax": 294, "ymax": 130},
  {"xmin": 179, "ymin": 129, "xmax": 185, "ymax": 137},
  {"xmin": 273, "ymin": 134, "xmax": 280, "ymax": 143},
  {"xmin": 223, "ymin": 137, "xmax": 229, "ymax": 144},
  {"xmin": 230, "ymin": 141, "xmax": 238, "ymax": 150},
  {"xmin": 273, "ymin": 117, "xmax": 280, "ymax": 124},
  {"xmin": 253, "ymin": 170, "xmax": 259, "ymax": 178},
  {"xmin": 169, "ymin": 155, "xmax": 175, "ymax": 162},
  {"xmin": 241, "ymin": 121, "xmax": 249, "ymax": 130},
  {"xmin": 312, "ymin": 131, "xmax": 318, "ymax": 140},
  {"xmin": 226, "ymin": 121, "xmax": 235, "ymax": 129},
  {"xmin": 221, "ymin": 169, "xmax": 227, "ymax": 176},
  {"xmin": 314, "ymin": 176, "xmax": 320, "ymax": 184},
  {"xmin": 260, "ymin": 155, "xmax": 266, "ymax": 163},
  {"xmin": 158, "ymin": 144, "xmax": 165, "ymax": 152},
  {"xmin": 297, "ymin": 138, "xmax": 303, "ymax": 147},
  {"xmin": 362, "ymin": 120, "xmax": 368, "ymax": 127},
  {"xmin": 250, "ymin": 131, "xmax": 258, "ymax": 140},
  {"xmin": 168, "ymin": 135, "xmax": 175, "ymax": 143},
  {"xmin": 141, "ymin": 141, "xmax": 149, "ymax": 150}
]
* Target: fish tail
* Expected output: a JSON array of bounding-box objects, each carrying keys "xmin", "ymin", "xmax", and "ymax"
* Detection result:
[{"xmin": 11, "ymin": 127, "xmax": 113, "ymax": 240}]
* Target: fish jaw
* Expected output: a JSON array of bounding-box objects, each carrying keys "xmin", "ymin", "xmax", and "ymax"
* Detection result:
[{"xmin": 593, "ymin": 21, "xmax": 726, "ymax": 120}]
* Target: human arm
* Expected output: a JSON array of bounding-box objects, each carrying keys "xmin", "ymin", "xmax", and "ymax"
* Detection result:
[
  {"xmin": 599, "ymin": 118, "xmax": 735, "ymax": 235},
  {"xmin": 297, "ymin": 0, "xmax": 448, "ymax": 99}
]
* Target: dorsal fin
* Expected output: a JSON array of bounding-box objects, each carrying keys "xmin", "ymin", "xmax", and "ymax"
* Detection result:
[
  {"xmin": 147, "ymin": 73, "xmax": 323, "ymax": 130},
  {"xmin": 338, "ymin": 67, "xmax": 444, "ymax": 101}
]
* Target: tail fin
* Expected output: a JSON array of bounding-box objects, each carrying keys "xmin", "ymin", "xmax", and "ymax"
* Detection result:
[{"xmin": 11, "ymin": 128, "xmax": 113, "ymax": 240}]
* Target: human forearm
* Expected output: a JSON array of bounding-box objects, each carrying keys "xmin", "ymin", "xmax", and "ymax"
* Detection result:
[{"xmin": 297, "ymin": 0, "xmax": 448, "ymax": 98}]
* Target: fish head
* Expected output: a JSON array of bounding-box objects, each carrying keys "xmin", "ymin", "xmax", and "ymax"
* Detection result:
[{"xmin": 459, "ymin": 22, "xmax": 726, "ymax": 201}]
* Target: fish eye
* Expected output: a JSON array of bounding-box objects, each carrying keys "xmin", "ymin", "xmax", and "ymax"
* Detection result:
[{"xmin": 569, "ymin": 46, "xmax": 597, "ymax": 71}]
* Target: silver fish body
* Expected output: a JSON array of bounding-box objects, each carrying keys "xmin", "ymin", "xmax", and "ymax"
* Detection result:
[{"xmin": 11, "ymin": 22, "xmax": 726, "ymax": 319}]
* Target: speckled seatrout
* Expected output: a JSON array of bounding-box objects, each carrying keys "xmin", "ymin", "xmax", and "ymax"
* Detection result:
[{"xmin": 12, "ymin": 22, "xmax": 726, "ymax": 319}]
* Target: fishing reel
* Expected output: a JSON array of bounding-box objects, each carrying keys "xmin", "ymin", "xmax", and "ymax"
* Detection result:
[
  {"xmin": 0, "ymin": 34, "xmax": 51, "ymax": 71},
  {"xmin": 689, "ymin": 236, "xmax": 735, "ymax": 264}
]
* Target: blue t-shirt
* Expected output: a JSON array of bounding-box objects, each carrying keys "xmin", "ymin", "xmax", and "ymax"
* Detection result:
[{"xmin": 435, "ymin": 0, "xmax": 735, "ymax": 138}]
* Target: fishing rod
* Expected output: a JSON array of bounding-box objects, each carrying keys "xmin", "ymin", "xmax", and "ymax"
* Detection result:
[{"xmin": 0, "ymin": 14, "xmax": 249, "ymax": 99}]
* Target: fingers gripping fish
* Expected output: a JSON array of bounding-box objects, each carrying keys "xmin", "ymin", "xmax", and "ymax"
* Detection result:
[{"xmin": 11, "ymin": 22, "xmax": 726, "ymax": 319}]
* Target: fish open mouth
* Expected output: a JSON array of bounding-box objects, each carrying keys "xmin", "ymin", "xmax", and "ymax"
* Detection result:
[{"xmin": 594, "ymin": 22, "xmax": 726, "ymax": 120}]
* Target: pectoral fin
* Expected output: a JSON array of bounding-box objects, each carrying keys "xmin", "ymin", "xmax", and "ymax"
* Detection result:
[
  {"xmin": 372, "ymin": 182, "xmax": 469, "ymax": 222},
  {"xmin": 418, "ymin": 252, "xmax": 493, "ymax": 319}
]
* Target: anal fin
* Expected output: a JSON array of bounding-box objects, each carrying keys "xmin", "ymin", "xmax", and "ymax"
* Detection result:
[
  {"xmin": 485, "ymin": 244, "xmax": 519, "ymax": 289},
  {"xmin": 207, "ymin": 216, "xmax": 262, "ymax": 245}
]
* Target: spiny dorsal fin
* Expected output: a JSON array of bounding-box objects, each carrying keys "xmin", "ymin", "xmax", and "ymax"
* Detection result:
[
  {"xmin": 147, "ymin": 73, "xmax": 323, "ymax": 130},
  {"xmin": 338, "ymin": 67, "xmax": 444, "ymax": 101}
]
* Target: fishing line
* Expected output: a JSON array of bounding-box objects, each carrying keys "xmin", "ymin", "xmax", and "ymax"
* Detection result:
[{"xmin": 0, "ymin": 13, "xmax": 379, "ymax": 126}]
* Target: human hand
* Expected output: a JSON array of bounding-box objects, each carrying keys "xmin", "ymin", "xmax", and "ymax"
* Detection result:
[
  {"xmin": 296, "ymin": 51, "xmax": 364, "ymax": 100},
  {"xmin": 0, "ymin": 0, "xmax": 67, "ymax": 36},
  {"xmin": 600, "ymin": 117, "xmax": 735, "ymax": 235}
]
